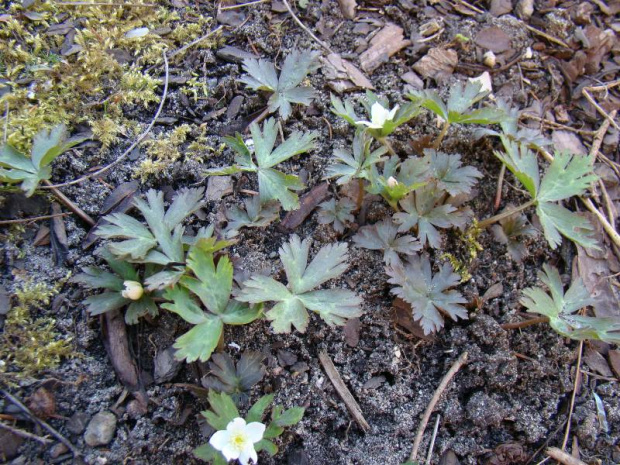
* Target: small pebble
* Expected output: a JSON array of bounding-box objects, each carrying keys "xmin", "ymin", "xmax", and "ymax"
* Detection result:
[{"xmin": 84, "ymin": 411, "xmax": 117, "ymax": 447}]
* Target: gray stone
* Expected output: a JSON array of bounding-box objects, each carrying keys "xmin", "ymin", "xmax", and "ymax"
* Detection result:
[
  {"xmin": 67, "ymin": 411, "xmax": 90, "ymax": 435},
  {"xmin": 206, "ymin": 176, "xmax": 232, "ymax": 201},
  {"xmin": 84, "ymin": 411, "xmax": 117, "ymax": 447}
]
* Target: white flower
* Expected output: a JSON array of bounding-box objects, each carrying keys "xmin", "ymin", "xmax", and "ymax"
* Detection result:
[
  {"xmin": 357, "ymin": 102, "xmax": 399, "ymax": 129},
  {"xmin": 121, "ymin": 280, "xmax": 143, "ymax": 300},
  {"xmin": 209, "ymin": 417, "xmax": 266, "ymax": 465}
]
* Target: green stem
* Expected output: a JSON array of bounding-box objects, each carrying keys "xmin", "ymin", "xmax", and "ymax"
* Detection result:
[
  {"xmin": 477, "ymin": 199, "xmax": 536, "ymax": 229},
  {"xmin": 378, "ymin": 137, "xmax": 397, "ymax": 156},
  {"xmin": 356, "ymin": 178, "xmax": 365, "ymax": 212},
  {"xmin": 432, "ymin": 122, "xmax": 450, "ymax": 149}
]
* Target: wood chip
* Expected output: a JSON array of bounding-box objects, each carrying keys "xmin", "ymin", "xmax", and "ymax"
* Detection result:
[
  {"xmin": 359, "ymin": 23, "xmax": 411, "ymax": 73},
  {"xmin": 413, "ymin": 47, "xmax": 458, "ymax": 83},
  {"xmin": 279, "ymin": 182, "xmax": 329, "ymax": 231},
  {"xmin": 319, "ymin": 350, "xmax": 370, "ymax": 432},
  {"xmin": 344, "ymin": 318, "xmax": 361, "ymax": 347}
]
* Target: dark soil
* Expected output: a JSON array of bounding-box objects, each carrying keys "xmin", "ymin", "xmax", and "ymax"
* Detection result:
[{"xmin": 2, "ymin": 1, "xmax": 620, "ymax": 465}]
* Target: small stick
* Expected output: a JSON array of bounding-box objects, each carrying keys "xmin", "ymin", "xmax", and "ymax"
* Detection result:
[
  {"xmin": 546, "ymin": 447, "xmax": 587, "ymax": 465},
  {"xmin": 501, "ymin": 316, "xmax": 549, "ymax": 331},
  {"xmin": 318, "ymin": 350, "xmax": 370, "ymax": 433},
  {"xmin": 582, "ymin": 88, "xmax": 620, "ymax": 131},
  {"xmin": 589, "ymin": 110, "xmax": 615, "ymax": 157},
  {"xmin": 409, "ymin": 352, "xmax": 468, "ymax": 462},
  {"xmin": 582, "ymin": 197, "xmax": 620, "ymax": 249},
  {"xmin": 523, "ymin": 23, "xmax": 570, "ymax": 48},
  {"xmin": 0, "ymin": 421, "xmax": 54, "ymax": 445},
  {"xmin": 1, "ymin": 390, "xmax": 81, "ymax": 458},
  {"xmin": 561, "ymin": 340, "xmax": 583, "ymax": 451},
  {"xmin": 220, "ymin": 0, "xmax": 268, "ymax": 10},
  {"xmin": 57, "ymin": 1, "xmax": 157, "ymax": 5},
  {"xmin": 494, "ymin": 164, "xmax": 506, "ymax": 211},
  {"xmin": 42, "ymin": 51, "xmax": 169, "ymax": 189},
  {"xmin": 0, "ymin": 212, "xmax": 72, "ymax": 226},
  {"xmin": 281, "ymin": 0, "xmax": 334, "ymax": 54},
  {"xmin": 425, "ymin": 414, "xmax": 441, "ymax": 464},
  {"xmin": 167, "ymin": 26, "xmax": 223, "ymax": 60},
  {"xmin": 42, "ymin": 180, "xmax": 95, "ymax": 226}
]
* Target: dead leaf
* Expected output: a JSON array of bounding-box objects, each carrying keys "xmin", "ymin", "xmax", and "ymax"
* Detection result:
[
  {"xmin": 362, "ymin": 376, "xmax": 385, "ymax": 389},
  {"xmin": 583, "ymin": 346, "xmax": 613, "ymax": 377},
  {"xmin": 482, "ymin": 283, "xmax": 504, "ymax": 301},
  {"xmin": 27, "ymin": 387, "xmax": 56, "ymax": 419},
  {"xmin": 206, "ymin": 176, "xmax": 233, "ymax": 201},
  {"xmin": 551, "ymin": 130, "xmax": 587, "ymax": 155},
  {"xmin": 322, "ymin": 53, "xmax": 374, "ymax": 92},
  {"xmin": 33, "ymin": 225, "xmax": 50, "ymax": 246},
  {"xmin": 50, "ymin": 203, "xmax": 68, "ymax": 265},
  {"xmin": 154, "ymin": 346, "xmax": 183, "ymax": 384},
  {"xmin": 413, "ymin": 47, "xmax": 458, "ymax": 83},
  {"xmin": 0, "ymin": 429, "xmax": 23, "ymax": 461},
  {"xmin": 475, "ymin": 27, "xmax": 512, "ymax": 53},
  {"xmin": 608, "ymin": 350, "xmax": 620, "ymax": 378},
  {"xmin": 486, "ymin": 442, "xmax": 528, "ymax": 465},
  {"xmin": 439, "ymin": 450, "xmax": 461, "ymax": 465},
  {"xmin": 337, "ymin": 0, "xmax": 357, "ymax": 19},
  {"xmin": 360, "ymin": 23, "xmax": 411, "ymax": 73},
  {"xmin": 489, "ymin": 0, "xmax": 512, "ymax": 17},
  {"xmin": 279, "ymin": 182, "xmax": 329, "ymax": 231},
  {"xmin": 392, "ymin": 298, "xmax": 434, "ymax": 340},
  {"xmin": 344, "ymin": 318, "xmax": 361, "ymax": 347}
]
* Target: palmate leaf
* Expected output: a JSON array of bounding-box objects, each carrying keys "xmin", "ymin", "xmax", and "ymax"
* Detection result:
[
  {"xmin": 223, "ymin": 196, "xmax": 280, "ymax": 238},
  {"xmin": 202, "ymin": 351, "xmax": 266, "ymax": 404},
  {"xmin": 367, "ymin": 156, "xmax": 427, "ymax": 210},
  {"xmin": 323, "ymin": 130, "xmax": 387, "ymax": 185},
  {"xmin": 425, "ymin": 150, "xmax": 482, "ymax": 196},
  {"xmin": 0, "ymin": 124, "xmax": 86, "ymax": 196},
  {"xmin": 97, "ymin": 188, "xmax": 204, "ymax": 263},
  {"xmin": 490, "ymin": 210, "xmax": 536, "ymax": 262},
  {"xmin": 494, "ymin": 137, "xmax": 540, "ymax": 198},
  {"xmin": 236, "ymin": 235, "xmax": 362, "ymax": 333},
  {"xmin": 394, "ymin": 186, "xmax": 468, "ymax": 249},
  {"xmin": 520, "ymin": 264, "xmax": 620, "ymax": 343},
  {"xmin": 317, "ymin": 197, "xmax": 356, "ymax": 233},
  {"xmin": 408, "ymin": 80, "xmax": 506, "ymax": 125},
  {"xmin": 162, "ymin": 240, "xmax": 260, "ymax": 362},
  {"xmin": 240, "ymin": 49, "xmax": 319, "ymax": 120},
  {"xmin": 352, "ymin": 218, "xmax": 421, "ymax": 266},
  {"xmin": 207, "ymin": 118, "xmax": 316, "ymax": 211},
  {"xmin": 386, "ymin": 255, "xmax": 468, "ymax": 334}
]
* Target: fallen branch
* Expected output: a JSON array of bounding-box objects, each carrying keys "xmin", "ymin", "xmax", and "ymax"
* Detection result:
[
  {"xmin": 1, "ymin": 389, "xmax": 81, "ymax": 458},
  {"xmin": 409, "ymin": 351, "xmax": 468, "ymax": 462},
  {"xmin": 42, "ymin": 51, "xmax": 169, "ymax": 189},
  {"xmin": 319, "ymin": 350, "xmax": 370, "ymax": 433}
]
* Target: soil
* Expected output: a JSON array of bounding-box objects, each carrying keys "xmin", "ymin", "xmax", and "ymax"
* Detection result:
[{"xmin": 1, "ymin": 1, "xmax": 620, "ymax": 465}]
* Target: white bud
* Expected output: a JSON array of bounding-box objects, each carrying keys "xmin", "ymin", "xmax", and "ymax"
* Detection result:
[
  {"xmin": 387, "ymin": 176, "xmax": 399, "ymax": 188},
  {"xmin": 121, "ymin": 280, "xmax": 143, "ymax": 300},
  {"xmin": 483, "ymin": 50, "xmax": 496, "ymax": 68},
  {"xmin": 524, "ymin": 47, "xmax": 533, "ymax": 59}
]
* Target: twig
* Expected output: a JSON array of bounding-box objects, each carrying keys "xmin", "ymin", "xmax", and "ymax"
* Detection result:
[
  {"xmin": 523, "ymin": 23, "xmax": 570, "ymax": 48},
  {"xmin": 57, "ymin": 1, "xmax": 157, "ymax": 4},
  {"xmin": 494, "ymin": 164, "xmax": 506, "ymax": 211},
  {"xmin": 0, "ymin": 212, "xmax": 72, "ymax": 226},
  {"xmin": 582, "ymin": 197, "xmax": 620, "ymax": 249},
  {"xmin": 546, "ymin": 447, "xmax": 587, "ymax": 465},
  {"xmin": 318, "ymin": 350, "xmax": 370, "ymax": 433},
  {"xmin": 0, "ymin": 421, "xmax": 54, "ymax": 445},
  {"xmin": 425, "ymin": 414, "xmax": 441, "ymax": 465},
  {"xmin": 589, "ymin": 110, "xmax": 615, "ymax": 157},
  {"xmin": 220, "ymin": 0, "xmax": 268, "ymax": 10},
  {"xmin": 167, "ymin": 26, "xmax": 223, "ymax": 60},
  {"xmin": 1, "ymin": 390, "xmax": 81, "ymax": 457},
  {"xmin": 561, "ymin": 340, "xmax": 583, "ymax": 450},
  {"xmin": 42, "ymin": 51, "xmax": 169, "ymax": 189},
  {"xmin": 281, "ymin": 0, "xmax": 334, "ymax": 54},
  {"xmin": 42, "ymin": 180, "xmax": 95, "ymax": 226},
  {"xmin": 501, "ymin": 316, "xmax": 549, "ymax": 331},
  {"xmin": 409, "ymin": 352, "xmax": 468, "ymax": 462},
  {"xmin": 582, "ymin": 88, "xmax": 620, "ymax": 131}
]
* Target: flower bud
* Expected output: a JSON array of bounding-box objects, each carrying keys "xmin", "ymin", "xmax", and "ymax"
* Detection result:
[
  {"xmin": 387, "ymin": 176, "xmax": 399, "ymax": 188},
  {"xmin": 121, "ymin": 280, "xmax": 143, "ymax": 300}
]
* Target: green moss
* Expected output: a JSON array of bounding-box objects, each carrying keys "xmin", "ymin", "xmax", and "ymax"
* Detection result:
[{"xmin": 0, "ymin": 276, "xmax": 73, "ymax": 384}]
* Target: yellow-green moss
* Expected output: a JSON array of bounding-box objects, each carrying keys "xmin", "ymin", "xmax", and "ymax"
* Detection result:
[{"xmin": 0, "ymin": 276, "xmax": 73, "ymax": 384}]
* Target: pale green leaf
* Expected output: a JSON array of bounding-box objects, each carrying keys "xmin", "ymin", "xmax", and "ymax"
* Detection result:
[
  {"xmin": 173, "ymin": 316, "xmax": 223, "ymax": 362},
  {"xmin": 536, "ymin": 202, "xmax": 598, "ymax": 250}
]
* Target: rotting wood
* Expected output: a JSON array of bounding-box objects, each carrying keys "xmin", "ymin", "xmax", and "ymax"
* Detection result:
[{"xmin": 319, "ymin": 350, "xmax": 370, "ymax": 433}]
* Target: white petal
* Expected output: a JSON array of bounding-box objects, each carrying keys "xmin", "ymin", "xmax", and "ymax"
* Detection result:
[
  {"xmin": 370, "ymin": 102, "xmax": 389, "ymax": 126},
  {"xmin": 239, "ymin": 446, "xmax": 258, "ymax": 465},
  {"xmin": 244, "ymin": 422, "xmax": 266, "ymax": 443},
  {"xmin": 358, "ymin": 121, "xmax": 383, "ymax": 129},
  {"xmin": 222, "ymin": 443, "xmax": 241, "ymax": 461},
  {"xmin": 227, "ymin": 417, "xmax": 247, "ymax": 432},
  {"xmin": 209, "ymin": 430, "xmax": 231, "ymax": 452},
  {"xmin": 388, "ymin": 104, "xmax": 399, "ymax": 120}
]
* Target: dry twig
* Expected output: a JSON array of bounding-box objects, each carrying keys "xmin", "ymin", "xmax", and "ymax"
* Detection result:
[
  {"xmin": 319, "ymin": 351, "xmax": 370, "ymax": 433},
  {"xmin": 219, "ymin": 0, "xmax": 268, "ymax": 10},
  {"xmin": 167, "ymin": 26, "xmax": 223, "ymax": 60},
  {"xmin": 0, "ymin": 212, "xmax": 72, "ymax": 226},
  {"xmin": 281, "ymin": 0, "xmax": 334, "ymax": 54},
  {"xmin": 409, "ymin": 351, "xmax": 468, "ymax": 462},
  {"xmin": 425, "ymin": 414, "xmax": 441, "ymax": 464},
  {"xmin": 561, "ymin": 341, "xmax": 583, "ymax": 451},
  {"xmin": 0, "ymin": 421, "xmax": 54, "ymax": 445},
  {"xmin": 546, "ymin": 447, "xmax": 587, "ymax": 465}
]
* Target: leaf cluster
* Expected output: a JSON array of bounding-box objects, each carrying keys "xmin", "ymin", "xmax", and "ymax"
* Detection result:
[
  {"xmin": 236, "ymin": 235, "xmax": 362, "ymax": 333},
  {"xmin": 0, "ymin": 125, "xmax": 85, "ymax": 196},
  {"xmin": 202, "ymin": 351, "xmax": 266, "ymax": 404},
  {"xmin": 194, "ymin": 390, "xmax": 304, "ymax": 464},
  {"xmin": 353, "ymin": 219, "xmax": 420, "ymax": 267},
  {"xmin": 240, "ymin": 49, "xmax": 319, "ymax": 120},
  {"xmin": 521, "ymin": 264, "xmax": 620, "ymax": 344},
  {"xmin": 317, "ymin": 197, "xmax": 355, "ymax": 233},
  {"xmin": 207, "ymin": 118, "xmax": 316, "ymax": 211},
  {"xmin": 223, "ymin": 196, "xmax": 280, "ymax": 238}
]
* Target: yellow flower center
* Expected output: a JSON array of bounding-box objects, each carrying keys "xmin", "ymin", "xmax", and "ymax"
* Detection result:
[{"xmin": 230, "ymin": 432, "xmax": 247, "ymax": 451}]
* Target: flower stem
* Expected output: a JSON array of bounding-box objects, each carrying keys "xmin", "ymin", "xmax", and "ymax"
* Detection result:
[
  {"xmin": 378, "ymin": 137, "xmax": 397, "ymax": 156},
  {"xmin": 432, "ymin": 122, "xmax": 450, "ymax": 149},
  {"xmin": 356, "ymin": 178, "xmax": 365, "ymax": 212},
  {"xmin": 477, "ymin": 199, "xmax": 536, "ymax": 229}
]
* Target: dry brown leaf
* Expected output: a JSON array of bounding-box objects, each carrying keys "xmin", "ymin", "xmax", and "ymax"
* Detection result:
[
  {"xmin": 337, "ymin": 0, "xmax": 357, "ymax": 19},
  {"xmin": 413, "ymin": 47, "xmax": 458, "ymax": 83},
  {"xmin": 583, "ymin": 346, "xmax": 613, "ymax": 377},
  {"xmin": 27, "ymin": 387, "xmax": 56, "ymax": 419},
  {"xmin": 608, "ymin": 350, "xmax": 620, "ymax": 378},
  {"xmin": 475, "ymin": 26, "xmax": 512, "ymax": 53},
  {"xmin": 322, "ymin": 53, "xmax": 374, "ymax": 92},
  {"xmin": 551, "ymin": 130, "xmax": 587, "ymax": 155},
  {"xmin": 359, "ymin": 23, "xmax": 411, "ymax": 73}
]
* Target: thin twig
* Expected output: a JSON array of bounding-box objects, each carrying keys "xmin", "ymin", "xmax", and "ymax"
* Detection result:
[
  {"xmin": 42, "ymin": 180, "xmax": 95, "ymax": 226},
  {"xmin": 582, "ymin": 197, "xmax": 620, "ymax": 249},
  {"xmin": 0, "ymin": 421, "xmax": 54, "ymax": 445},
  {"xmin": 0, "ymin": 212, "xmax": 72, "ymax": 226},
  {"xmin": 582, "ymin": 88, "xmax": 620, "ymax": 131},
  {"xmin": 220, "ymin": 0, "xmax": 268, "ymax": 10},
  {"xmin": 501, "ymin": 316, "xmax": 549, "ymax": 331},
  {"xmin": 42, "ymin": 51, "xmax": 169, "ymax": 189},
  {"xmin": 57, "ymin": 1, "xmax": 158, "ymax": 5},
  {"xmin": 425, "ymin": 414, "xmax": 441, "ymax": 465},
  {"xmin": 494, "ymin": 164, "xmax": 506, "ymax": 211},
  {"xmin": 589, "ymin": 110, "xmax": 615, "ymax": 157},
  {"xmin": 546, "ymin": 447, "xmax": 587, "ymax": 465},
  {"xmin": 319, "ymin": 351, "xmax": 370, "ymax": 433},
  {"xmin": 561, "ymin": 340, "xmax": 583, "ymax": 451},
  {"xmin": 167, "ymin": 26, "xmax": 223, "ymax": 60},
  {"xmin": 409, "ymin": 352, "xmax": 468, "ymax": 462},
  {"xmin": 281, "ymin": 0, "xmax": 334, "ymax": 54},
  {"xmin": 1, "ymin": 390, "xmax": 81, "ymax": 457},
  {"xmin": 523, "ymin": 23, "xmax": 570, "ymax": 48}
]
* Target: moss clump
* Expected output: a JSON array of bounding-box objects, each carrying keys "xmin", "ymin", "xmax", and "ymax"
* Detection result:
[{"xmin": 0, "ymin": 277, "xmax": 73, "ymax": 384}]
